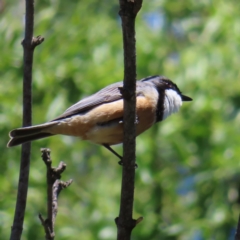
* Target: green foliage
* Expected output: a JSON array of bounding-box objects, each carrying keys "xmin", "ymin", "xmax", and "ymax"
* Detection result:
[{"xmin": 1, "ymin": 0, "xmax": 240, "ymax": 239}]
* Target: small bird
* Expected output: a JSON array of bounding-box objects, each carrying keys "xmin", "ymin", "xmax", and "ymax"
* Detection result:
[{"xmin": 7, "ymin": 75, "xmax": 192, "ymax": 159}]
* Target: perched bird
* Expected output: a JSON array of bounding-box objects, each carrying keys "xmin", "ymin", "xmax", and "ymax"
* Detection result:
[{"xmin": 7, "ymin": 75, "xmax": 192, "ymax": 159}]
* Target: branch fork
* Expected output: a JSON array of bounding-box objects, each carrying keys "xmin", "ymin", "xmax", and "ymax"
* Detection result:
[{"xmin": 39, "ymin": 148, "xmax": 73, "ymax": 240}]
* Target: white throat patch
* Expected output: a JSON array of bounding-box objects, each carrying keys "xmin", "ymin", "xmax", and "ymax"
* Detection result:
[{"xmin": 163, "ymin": 89, "xmax": 182, "ymax": 120}]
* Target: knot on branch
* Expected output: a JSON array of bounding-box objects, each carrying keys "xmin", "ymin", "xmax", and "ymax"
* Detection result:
[
  {"xmin": 135, "ymin": 216, "xmax": 143, "ymax": 225},
  {"xmin": 115, "ymin": 217, "xmax": 138, "ymax": 232},
  {"xmin": 22, "ymin": 35, "xmax": 44, "ymax": 49},
  {"xmin": 52, "ymin": 162, "xmax": 67, "ymax": 180},
  {"xmin": 32, "ymin": 35, "xmax": 44, "ymax": 47},
  {"xmin": 53, "ymin": 179, "xmax": 73, "ymax": 197}
]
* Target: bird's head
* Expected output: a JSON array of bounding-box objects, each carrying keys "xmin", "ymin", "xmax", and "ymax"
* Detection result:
[{"xmin": 141, "ymin": 75, "xmax": 192, "ymax": 120}]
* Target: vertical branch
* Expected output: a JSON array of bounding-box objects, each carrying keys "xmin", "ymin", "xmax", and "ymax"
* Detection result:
[
  {"xmin": 116, "ymin": 1, "xmax": 143, "ymax": 240},
  {"xmin": 10, "ymin": 0, "xmax": 44, "ymax": 239}
]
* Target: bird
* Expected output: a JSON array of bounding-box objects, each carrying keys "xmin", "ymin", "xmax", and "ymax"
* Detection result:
[{"xmin": 7, "ymin": 75, "xmax": 192, "ymax": 160}]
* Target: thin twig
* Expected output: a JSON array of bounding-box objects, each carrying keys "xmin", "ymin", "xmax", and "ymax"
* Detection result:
[
  {"xmin": 116, "ymin": 0, "xmax": 143, "ymax": 239},
  {"xmin": 10, "ymin": 0, "xmax": 44, "ymax": 239},
  {"xmin": 39, "ymin": 148, "xmax": 73, "ymax": 240}
]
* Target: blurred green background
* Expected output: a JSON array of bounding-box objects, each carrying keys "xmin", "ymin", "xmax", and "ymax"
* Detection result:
[{"xmin": 1, "ymin": 0, "xmax": 240, "ymax": 239}]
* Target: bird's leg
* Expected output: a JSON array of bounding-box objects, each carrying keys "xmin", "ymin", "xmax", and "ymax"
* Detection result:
[
  {"xmin": 105, "ymin": 116, "xmax": 139, "ymax": 167},
  {"xmin": 102, "ymin": 144, "xmax": 138, "ymax": 168},
  {"xmin": 102, "ymin": 144, "xmax": 123, "ymax": 165}
]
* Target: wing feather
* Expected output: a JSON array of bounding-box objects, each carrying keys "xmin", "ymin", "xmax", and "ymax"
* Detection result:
[
  {"xmin": 52, "ymin": 82, "xmax": 124, "ymax": 121},
  {"xmin": 51, "ymin": 79, "xmax": 154, "ymax": 121}
]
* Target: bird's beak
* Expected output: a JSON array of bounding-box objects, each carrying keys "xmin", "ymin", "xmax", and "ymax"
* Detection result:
[{"xmin": 181, "ymin": 95, "xmax": 192, "ymax": 101}]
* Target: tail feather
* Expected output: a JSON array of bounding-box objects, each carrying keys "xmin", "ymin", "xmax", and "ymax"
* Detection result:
[
  {"xmin": 9, "ymin": 122, "xmax": 58, "ymax": 137},
  {"xmin": 7, "ymin": 121, "xmax": 58, "ymax": 147},
  {"xmin": 7, "ymin": 132, "xmax": 54, "ymax": 147}
]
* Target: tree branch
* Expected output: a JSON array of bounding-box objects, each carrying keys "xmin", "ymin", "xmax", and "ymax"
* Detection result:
[
  {"xmin": 116, "ymin": 0, "xmax": 143, "ymax": 239},
  {"xmin": 10, "ymin": 0, "xmax": 44, "ymax": 239},
  {"xmin": 39, "ymin": 148, "xmax": 73, "ymax": 240}
]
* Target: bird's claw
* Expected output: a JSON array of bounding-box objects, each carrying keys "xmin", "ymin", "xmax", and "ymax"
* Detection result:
[{"xmin": 118, "ymin": 160, "xmax": 138, "ymax": 169}]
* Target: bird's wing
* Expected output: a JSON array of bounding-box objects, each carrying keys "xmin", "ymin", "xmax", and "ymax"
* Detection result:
[{"xmin": 52, "ymin": 82, "xmax": 125, "ymax": 121}]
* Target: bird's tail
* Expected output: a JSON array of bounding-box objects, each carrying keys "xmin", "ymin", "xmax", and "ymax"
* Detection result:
[{"xmin": 7, "ymin": 122, "xmax": 58, "ymax": 147}]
